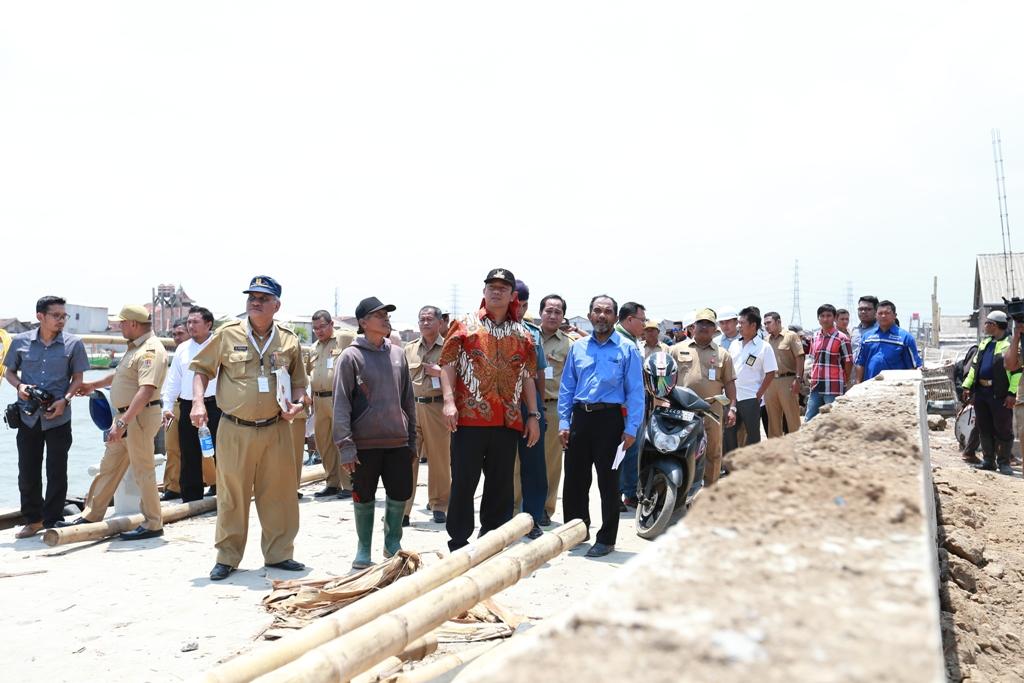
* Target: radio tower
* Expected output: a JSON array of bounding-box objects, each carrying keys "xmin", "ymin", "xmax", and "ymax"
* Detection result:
[
  {"xmin": 846, "ymin": 281, "xmax": 853, "ymax": 310},
  {"xmin": 993, "ymin": 129, "xmax": 1016, "ymax": 295},
  {"xmin": 791, "ymin": 260, "xmax": 802, "ymax": 326}
]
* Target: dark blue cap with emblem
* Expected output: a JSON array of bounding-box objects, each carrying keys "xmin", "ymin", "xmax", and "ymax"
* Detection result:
[{"xmin": 243, "ymin": 275, "xmax": 282, "ymax": 298}]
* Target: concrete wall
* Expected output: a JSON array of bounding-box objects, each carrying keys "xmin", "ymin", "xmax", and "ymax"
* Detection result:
[{"xmin": 454, "ymin": 372, "xmax": 945, "ymax": 682}]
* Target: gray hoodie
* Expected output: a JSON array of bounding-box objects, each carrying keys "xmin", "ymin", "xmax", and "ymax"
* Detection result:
[{"xmin": 333, "ymin": 336, "xmax": 416, "ymax": 464}]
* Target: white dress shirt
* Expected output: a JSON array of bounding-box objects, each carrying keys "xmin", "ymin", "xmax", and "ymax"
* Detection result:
[
  {"xmin": 729, "ymin": 335, "xmax": 778, "ymax": 401},
  {"xmin": 162, "ymin": 337, "xmax": 217, "ymax": 411}
]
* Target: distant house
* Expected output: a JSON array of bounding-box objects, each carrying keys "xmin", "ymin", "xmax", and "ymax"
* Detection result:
[
  {"xmin": 566, "ymin": 316, "xmax": 593, "ymax": 333},
  {"xmin": 0, "ymin": 318, "xmax": 32, "ymax": 334},
  {"xmin": 65, "ymin": 304, "xmax": 108, "ymax": 334},
  {"xmin": 973, "ymin": 252, "xmax": 1024, "ymax": 335}
]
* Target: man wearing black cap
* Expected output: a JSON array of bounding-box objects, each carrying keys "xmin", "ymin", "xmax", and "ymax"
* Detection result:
[
  {"xmin": 333, "ymin": 297, "xmax": 416, "ymax": 569},
  {"xmin": 190, "ymin": 275, "xmax": 309, "ymax": 580},
  {"xmin": 439, "ymin": 268, "xmax": 541, "ymax": 551}
]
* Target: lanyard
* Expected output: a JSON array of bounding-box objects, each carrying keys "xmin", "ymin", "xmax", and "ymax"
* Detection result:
[{"xmin": 247, "ymin": 324, "xmax": 277, "ymax": 376}]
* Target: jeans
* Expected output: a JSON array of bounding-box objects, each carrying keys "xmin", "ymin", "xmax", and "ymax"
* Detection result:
[
  {"xmin": 618, "ymin": 440, "xmax": 639, "ymax": 500},
  {"xmin": 804, "ymin": 390, "xmax": 836, "ymax": 421},
  {"xmin": 517, "ymin": 403, "xmax": 548, "ymax": 526}
]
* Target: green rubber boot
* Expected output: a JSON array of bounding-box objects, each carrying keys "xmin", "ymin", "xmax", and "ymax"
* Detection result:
[
  {"xmin": 383, "ymin": 498, "xmax": 405, "ymax": 558},
  {"xmin": 352, "ymin": 501, "xmax": 375, "ymax": 570}
]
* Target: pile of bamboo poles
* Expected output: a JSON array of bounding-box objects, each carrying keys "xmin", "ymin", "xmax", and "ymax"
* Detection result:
[
  {"xmin": 197, "ymin": 513, "xmax": 586, "ymax": 683},
  {"xmin": 42, "ymin": 466, "xmax": 327, "ymax": 547}
]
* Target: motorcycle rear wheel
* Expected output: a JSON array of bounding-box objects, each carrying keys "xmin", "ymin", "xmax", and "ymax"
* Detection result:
[{"xmin": 635, "ymin": 471, "xmax": 677, "ymax": 540}]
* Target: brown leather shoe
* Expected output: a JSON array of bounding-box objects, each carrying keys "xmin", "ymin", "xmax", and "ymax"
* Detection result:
[
  {"xmin": 961, "ymin": 452, "xmax": 981, "ymax": 465},
  {"xmin": 15, "ymin": 522, "xmax": 43, "ymax": 539}
]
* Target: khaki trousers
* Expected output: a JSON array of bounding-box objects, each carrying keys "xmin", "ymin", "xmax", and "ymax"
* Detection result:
[
  {"xmin": 82, "ymin": 405, "xmax": 163, "ymax": 530},
  {"xmin": 703, "ymin": 409, "xmax": 724, "ymax": 488},
  {"xmin": 162, "ymin": 402, "xmax": 181, "ymax": 493},
  {"xmin": 765, "ymin": 376, "xmax": 801, "ymax": 439},
  {"xmin": 214, "ymin": 419, "xmax": 299, "ymax": 567},
  {"xmin": 406, "ymin": 401, "xmax": 451, "ymax": 515},
  {"xmin": 291, "ymin": 415, "xmax": 306, "ymax": 485},
  {"xmin": 313, "ymin": 395, "xmax": 351, "ymax": 490}
]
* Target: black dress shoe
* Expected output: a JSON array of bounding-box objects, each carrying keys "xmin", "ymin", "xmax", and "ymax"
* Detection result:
[
  {"xmin": 204, "ymin": 486, "xmax": 217, "ymax": 497},
  {"xmin": 526, "ymin": 525, "xmax": 543, "ymax": 540},
  {"xmin": 297, "ymin": 491, "xmax": 305, "ymax": 499},
  {"xmin": 209, "ymin": 563, "xmax": 235, "ymax": 581},
  {"xmin": 336, "ymin": 489, "xmax": 353, "ymax": 500},
  {"xmin": 432, "ymin": 510, "xmax": 447, "ymax": 524},
  {"xmin": 539, "ymin": 512, "xmax": 552, "ymax": 527},
  {"xmin": 402, "ymin": 515, "xmax": 410, "ymax": 528},
  {"xmin": 314, "ymin": 486, "xmax": 341, "ymax": 498},
  {"xmin": 618, "ymin": 501, "xmax": 627, "ymax": 513},
  {"xmin": 120, "ymin": 525, "xmax": 164, "ymax": 541},
  {"xmin": 160, "ymin": 490, "xmax": 182, "ymax": 501},
  {"xmin": 265, "ymin": 559, "xmax": 305, "ymax": 571},
  {"xmin": 999, "ymin": 464, "xmax": 1015, "ymax": 476},
  {"xmin": 585, "ymin": 542, "xmax": 615, "ymax": 558},
  {"xmin": 54, "ymin": 517, "xmax": 90, "ymax": 528}
]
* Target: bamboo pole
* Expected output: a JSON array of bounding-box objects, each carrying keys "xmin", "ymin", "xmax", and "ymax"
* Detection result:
[
  {"xmin": 392, "ymin": 640, "xmax": 501, "ymax": 683},
  {"xmin": 42, "ymin": 466, "xmax": 327, "ymax": 547},
  {"xmin": 349, "ymin": 634, "xmax": 437, "ymax": 683},
  {"xmin": 198, "ymin": 513, "xmax": 534, "ymax": 683},
  {"xmin": 254, "ymin": 520, "xmax": 586, "ymax": 683}
]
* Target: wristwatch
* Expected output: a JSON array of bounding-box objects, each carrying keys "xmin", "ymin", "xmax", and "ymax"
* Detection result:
[
  {"xmin": 528, "ymin": 411, "xmax": 542, "ymax": 420},
  {"xmin": 115, "ymin": 418, "xmax": 127, "ymax": 431}
]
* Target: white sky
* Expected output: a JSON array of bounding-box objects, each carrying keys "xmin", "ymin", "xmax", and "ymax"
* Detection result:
[{"xmin": 2, "ymin": 2, "xmax": 1023, "ymax": 330}]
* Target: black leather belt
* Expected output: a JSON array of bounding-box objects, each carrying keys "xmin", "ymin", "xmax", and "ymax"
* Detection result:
[
  {"xmin": 574, "ymin": 402, "xmax": 621, "ymax": 413},
  {"xmin": 313, "ymin": 390, "xmax": 334, "ymax": 398},
  {"xmin": 415, "ymin": 396, "xmax": 443, "ymax": 404},
  {"xmin": 544, "ymin": 398, "xmax": 559, "ymax": 403},
  {"xmin": 776, "ymin": 373, "xmax": 796, "ymax": 378},
  {"xmin": 117, "ymin": 400, "xmax": 161, "ymax": 413},
  {"xmin": 223, "ymin": 413, "xmax": 281, "ymax": 428},
  {"xmin": 178, "ymin": 396, "xmax": 217, "ymax": 404}
]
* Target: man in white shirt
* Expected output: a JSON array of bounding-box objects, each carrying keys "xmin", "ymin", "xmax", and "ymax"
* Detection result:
[
  {"xmin": 162, "ymin": 306, "xmax": 219, "ymax": 502},
  {"xmin": 713, "ymin": 309, "xmax": 741, "ymax": 351},
  {"xmin": 724, "ymin": 306, "xmax": 777, "ymax": 454}
]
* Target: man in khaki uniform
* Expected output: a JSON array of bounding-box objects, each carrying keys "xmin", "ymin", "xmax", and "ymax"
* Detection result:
[
  {"xmin": 403, "ymin": 305, "xmax": 451, "ymax": 525},
  {"xmin": 669, "ymin": 308, "xmax": 737, "ymax": 487},
  {"xmin": 536, "ymin": 294, "xmax": 572, "ymax": 523},
  {"xmin": 61, "ymin": 305, "xmax": 167, "ymax": 540},
  {"xmin": 641, "ymin": 320, "xmax": 669, "ymax": 359},
  {"xmin": 161, "ymin": 320, "xmax": 189, "ymax": 500},
  {"xmin": 307, "ymin": 310, "xmax": 355, "ymax": 498},
  {"xmin": 190, "ymin": 276, "xmax": 308, "ymax": 581},
  {"xmin": 764, "ymin": 312, "xmax": 805, "ymax": 438}
]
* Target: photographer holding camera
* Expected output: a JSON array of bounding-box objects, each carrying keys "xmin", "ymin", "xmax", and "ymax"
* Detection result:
[{"xmin": 3, "ymin": 296, "xmax": 89, "ymax": 538}]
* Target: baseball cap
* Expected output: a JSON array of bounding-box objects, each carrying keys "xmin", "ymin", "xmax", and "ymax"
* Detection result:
[
  {"xmin": 694, "ymin": 308, "xmax": 718, "ymax": 324},
  {"xmin": 644, "ymin": 320, "xmax": 660, "ymax": 330},
  {"xmin": 117, "ymin": 304, "xmax": 151, "ymax": 323},
  {"xmin": 355, "ymin": 296, "xmax": 396, "ymax": 320},
  {"xmin": 244, "ymin": 275, "xmax": 282, "ymax": 298},
  {"xmin": 718, "ymin": 308, "xmax": 738, "ymax": 321},
  {"xmin": 484, "ymin": 268, "xmax": 516, "ymax": 288},
  {"xmin": 987, "ymin": 310, "xmax": 1009, "ymax": 323}
]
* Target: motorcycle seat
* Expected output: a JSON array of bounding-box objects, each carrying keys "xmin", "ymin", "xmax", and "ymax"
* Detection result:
[{"xmin": 670, "ymin": 386, "xmax": 712, "ymax": 413}]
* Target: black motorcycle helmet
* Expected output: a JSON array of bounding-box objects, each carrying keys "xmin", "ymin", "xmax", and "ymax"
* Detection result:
[{"xmin": 643, "ymin": 351, "xmax": 677, "ymax": 399}]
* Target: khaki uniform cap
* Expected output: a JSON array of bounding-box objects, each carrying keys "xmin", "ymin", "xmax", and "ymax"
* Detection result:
[
  {"xmin": 694, "ymin": 308, "xmax": 717, "ymax": 324},
  {"xmin": 117, "ymin": 304, "xmax": 151, "ymax": 323}
]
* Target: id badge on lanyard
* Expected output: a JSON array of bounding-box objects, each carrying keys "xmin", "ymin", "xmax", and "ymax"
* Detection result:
[{"xmin": 248, "ymin": 325, "xmax": 277, "ymax": 393}]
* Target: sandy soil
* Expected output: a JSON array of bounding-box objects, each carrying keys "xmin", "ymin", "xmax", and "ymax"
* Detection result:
[
  {"xmin": 0, "ymin": 462, "xmax": 646, "ymax": 682},
  {"xmin": 931, "ymin": 421, "xmax": 1024, "ymax": 682}
]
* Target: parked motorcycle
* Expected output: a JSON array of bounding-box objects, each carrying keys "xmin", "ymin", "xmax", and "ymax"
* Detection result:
[{"xmin": 635, "ymin": 352, "xmax": 723, "ymax": 540}]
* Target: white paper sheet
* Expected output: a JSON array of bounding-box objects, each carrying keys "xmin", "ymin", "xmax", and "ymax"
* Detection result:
[
  {"xmin": 274, "ymin": 367, "xmax": 292, "ymax": 415},
  {"xmin": 611, "ymin": 441, "xmax": 627, "ymax": 470}
]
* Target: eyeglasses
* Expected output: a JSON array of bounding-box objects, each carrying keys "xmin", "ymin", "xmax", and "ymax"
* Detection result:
[
  {"xmin": 46, "ymin": 313, "xmax": 70, "ymax": 321},
  {"xmin": 856, "ymin": 306, "xmax": 874, "ymax": 312}
]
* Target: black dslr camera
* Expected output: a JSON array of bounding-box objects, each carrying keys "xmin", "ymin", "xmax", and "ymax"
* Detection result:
[
  {"xmin": 1003, "ymin": 296, "xmax": 1024, "ymax": 324},
  {"xmin": 22, "ymin": 386, "xmax": 56, "ymax": 416}
]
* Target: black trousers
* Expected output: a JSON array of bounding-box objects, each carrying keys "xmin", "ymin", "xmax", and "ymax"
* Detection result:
[
  {"xmin": 17, "ymin": 420, "xmax": 72, "ymax": 525},
  {"xmin": 177, "ymin": 397, "xmax": 221, "ymax": 502},
  {"xmin": 724, "ymin": 398, "xmax": 762, "ymax": 453},
  {"xmin": 352, "ymin": 447, "xmax": 414, "ymax": 503},
  {"xmin": 973, "ymin": 389, "xmax": 1014, "ymax": 462},
  {"xmin": 447, "ymin": 426, "xmax": 519, "ymax": 552},
  {"xmin": 563, "ymin": 406, "xmax": 624, "ymax": 546}
]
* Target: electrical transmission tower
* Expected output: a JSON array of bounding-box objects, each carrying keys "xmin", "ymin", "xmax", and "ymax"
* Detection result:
[
  {"xmin": 846, "ymin": 281, "xmax": 853, "ymax": 310},
  {"xmin": 993, "ymin": 129, "xmax": 1016, "ymax": 296},
  {"xmin": 791, "ymin": 260, "xmax": 802, "ymax": 326},
  {"xmin": 450, "ymin": 285, "xmax": 460, "ymax": 317}
]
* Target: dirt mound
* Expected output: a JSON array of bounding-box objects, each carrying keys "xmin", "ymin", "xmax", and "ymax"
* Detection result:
[{"xmin": 931, "ymin": 424, "xmax": 1024, "ymax": 681}]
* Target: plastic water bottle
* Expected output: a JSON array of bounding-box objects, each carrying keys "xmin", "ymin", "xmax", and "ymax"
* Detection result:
[{"xmin": 199, "ymin": 425, "xmax": 215, "ymax": 459}]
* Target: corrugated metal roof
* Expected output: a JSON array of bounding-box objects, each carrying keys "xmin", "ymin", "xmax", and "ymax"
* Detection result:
[{"xmin": 974, "ymin": 252, "xmax": 1024, "ymax": 307}]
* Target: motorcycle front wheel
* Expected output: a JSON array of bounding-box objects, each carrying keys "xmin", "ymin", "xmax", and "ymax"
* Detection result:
[{"xmin": 635, "ymin": 471, "xmax": 677, "ymax": 540}]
